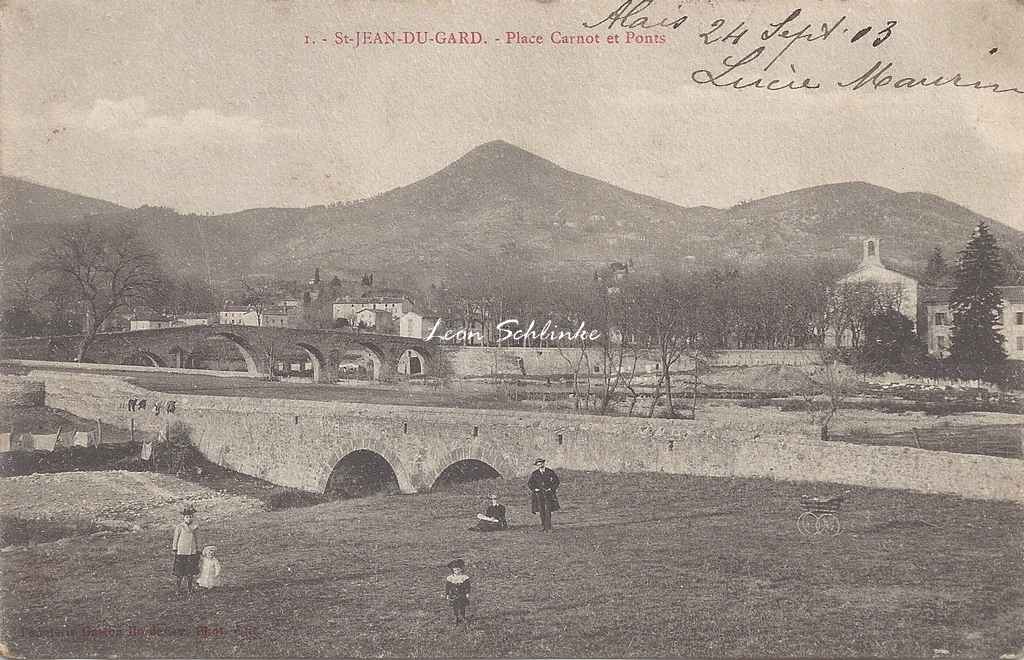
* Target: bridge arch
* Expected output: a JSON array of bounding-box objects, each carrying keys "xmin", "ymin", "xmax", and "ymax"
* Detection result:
[
  {"xmin": 427, "ymin": 447, "xmax": 518, "ymax": 490},
  {"xmin": 397, "ymin": 347, "xmax": 431, "ymax": 376},
  {"xmin": 349, "ymin": 340, "xmax": 386, "ymax": 381},
  {"xmin": 314, "ymin": 442, "xmax": 416, "ymax": 494},
  {"xmin": 124, "ymin": 350, "xmax": 165, "ymax": 368},
  {"xmin": 168, "ymin": 345, "xmax": 198, "ymax": 369},
  {"xmin": 208, "ymin": 330, "xmax": 262, "ymax": 376},
  {"xmin": 294, "ymin": 342, "xmax": 326, "ymax": 382}
]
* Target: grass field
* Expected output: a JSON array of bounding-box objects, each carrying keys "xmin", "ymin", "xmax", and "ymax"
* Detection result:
[{"xmin": 1, "ymin": 471, "xmax": 1021, "ymax": 658}]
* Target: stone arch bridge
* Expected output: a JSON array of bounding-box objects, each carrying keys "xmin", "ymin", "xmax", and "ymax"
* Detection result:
[
  {"xmin": 23, "ymin": 369, "xmax": 1024, "ymax": 503},
  {"xmin": 1, "ymin": 325, "xmax": 436, "ymax": 382}
]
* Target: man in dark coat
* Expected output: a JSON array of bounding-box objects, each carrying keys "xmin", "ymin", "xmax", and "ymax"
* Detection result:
[{"xmin": 527, "ymin": 458, "xmax": 560, "ymax": 531}]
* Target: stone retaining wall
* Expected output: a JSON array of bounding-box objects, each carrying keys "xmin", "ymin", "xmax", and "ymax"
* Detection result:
[
  {"xmin": 0, "ymin": 376, "xmax": 46, "ymax": 407},
  {"xmin": 446, "ymin": 347, "xmax": 822, "ymax": 377}
]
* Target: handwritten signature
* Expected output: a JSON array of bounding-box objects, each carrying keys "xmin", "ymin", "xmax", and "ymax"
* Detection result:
[{"xmin": 839, "ymin": 61, "xmax": 1024, "ymax": 94}]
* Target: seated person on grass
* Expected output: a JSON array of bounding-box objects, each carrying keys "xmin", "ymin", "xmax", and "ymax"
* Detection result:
[{"xmin": 475, "ymin": 494, "xmax": 508, "ymax": 531}]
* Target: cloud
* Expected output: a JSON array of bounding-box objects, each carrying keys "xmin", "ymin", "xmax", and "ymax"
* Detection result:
[
  {"xmin": 83, "ymin": 96, "xmax": 148, "ymax": 132},
  {"xmin": 61, "ymin": 97, "xmax": 288, "ymax": 147},
  {"xmin": 131, "ymin": 108, "xmax": 272, "ymax": 147}
]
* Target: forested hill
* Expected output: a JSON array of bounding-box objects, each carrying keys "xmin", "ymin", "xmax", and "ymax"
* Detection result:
[{"xmin": 3, "ymin": 141, "xmax": 1022, "ymax": 288}]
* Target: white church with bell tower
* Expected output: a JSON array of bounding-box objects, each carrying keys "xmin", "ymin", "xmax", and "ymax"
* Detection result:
[{"xmin": 836, "ymin": 236, "xmax": 921, "ymax": 325}]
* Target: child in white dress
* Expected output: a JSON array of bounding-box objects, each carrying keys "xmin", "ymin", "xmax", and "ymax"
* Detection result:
[{"xmin": 197, "ymin": 545, "xmax": 222, "ymax": 589}]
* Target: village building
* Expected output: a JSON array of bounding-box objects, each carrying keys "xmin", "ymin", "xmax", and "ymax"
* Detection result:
[
  {"xmin": 333, "ymin": 295, "xmax": 413, "ymax": 325},
  {"xmin": 129, "ymin": 312, "xmax": 174, "ymax": 331},
  {"xmin": 219, "ymin": 305, "xmax": 292, "ymax": 328},
  {"xmin": 837, "ymin": 237, "xmax": 920, "ymax": 322},
  {"xmin": 354, "ymin": 308, "xmax": 394, "ymax": 333},
  {"xmin": 399, "ymin": 310, "xmax": 441, "ymax": 339},
  {"xmin": 175, "ymin": 313, "xmax": 216, "ymax": 327},
  {"xmin": 919, "ymin": 286, "xmax": 1024, "ymax": 359},
  {"xmin": 832, "ymin": 236, "xmax": 1024, "ymax": 359}
]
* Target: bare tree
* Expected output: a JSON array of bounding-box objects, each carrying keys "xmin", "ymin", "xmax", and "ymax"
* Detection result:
[
  {"xmin": 825, "ymin": 280, "xmax": 904, "ymax": 349},
  {"xmin": 37, "ymin": 223, "xmax": 162, "ymax": 361},
  {"xmin": 252, "ymin": 334, "xmax": 282, "ymax": 381},
  {"xmin": 240, "ymin": 279, "xmax": 272, "ymax": 327},
  {"xmin": 589, "ymin": 279, "xmax": 639, "ymax": 414},
  {"xmin": 801, "ymin": 349, "xmax": 858, "ymax": 441},
  {"xmin": 547, "ymin": 282, "xmax": 595, "ymax": 411},
  {"xmin": 633, "ymin": 272, "xmax": 716, "ymax": 418}
]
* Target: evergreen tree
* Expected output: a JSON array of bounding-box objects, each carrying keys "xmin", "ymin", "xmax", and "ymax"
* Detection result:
[
  {"xmin": 949, "ymin": 223, "xmax": 1007, "ymax": 381},
  {"xmin": 856, "ymin": 308, "xmax": 926, "ymax": 374},
  {"xmin": 922, "ymin": 247, "xmax": 948, "ymax": 285}
]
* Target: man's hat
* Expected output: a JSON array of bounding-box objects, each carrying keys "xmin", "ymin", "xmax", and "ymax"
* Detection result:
[
  {"xmin": 534, "ymin": 458, "xmax": 545, "ymax": 466},
  {"xmin": 182, "ymin": 504, "xmax": 196, "ymax": 515},
  {"xmin": 447, "ymin": 558, "xmax": 465, "ymax": 571}
]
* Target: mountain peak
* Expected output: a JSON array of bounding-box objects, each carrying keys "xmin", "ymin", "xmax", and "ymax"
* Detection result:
[
  {"xmin": 455, "ymin": 140, "xmax": 544, "ymax": 165},
  {"xmin": 469, "ymin": 139, "xmax": 526, "ymax": 153},
  {"xmin": 425, "ymin": 140, "xmax": 563, "ymax": 189}
]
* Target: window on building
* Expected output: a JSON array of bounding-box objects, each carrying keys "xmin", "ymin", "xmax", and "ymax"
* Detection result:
[
  {"xmin": 1018, "ymin": 336, "xmax": 1024, "ymax": 352},
  {"xmin": 867, "ymin": 240, "xmax": 875, "ymax": 257},
  {"xmin": 1016, "ymin": 312, "xmax": 1023, "ymax": 325},
  {"xmin": 934, "ymin": 312, "xmax": 947, "ymax": 326}
]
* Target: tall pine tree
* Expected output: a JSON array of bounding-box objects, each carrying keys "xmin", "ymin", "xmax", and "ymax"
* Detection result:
[{"xmin": 949, "ymin": 223, "xmax": 1007, "ymax": 381}]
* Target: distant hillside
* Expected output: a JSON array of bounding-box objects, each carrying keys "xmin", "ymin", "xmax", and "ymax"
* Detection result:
[
  {"xmin": 1, "ymin": 177, "xmax": 130, "ymax": 266},
  {"xmin": 720, "ymin": 182, "xmax": 1024, "ymax": 277},
  {"xmin": 0, "ymin": 177, "xmax": 128, "ymax": 227},
  {"xmin": 3, "ymin": 142, "xmax": 1023, "ymax": 290}
]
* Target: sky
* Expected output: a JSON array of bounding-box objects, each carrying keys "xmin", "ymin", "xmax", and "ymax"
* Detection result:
[{"xmin": 2, "ymin": 0, "xmax": 1022, "ymax": 227}]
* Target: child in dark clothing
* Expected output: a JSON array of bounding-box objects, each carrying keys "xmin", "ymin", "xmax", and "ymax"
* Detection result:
[{"xmin": 443, "ymin": 559, "xmax": 471, "ymax": 624}]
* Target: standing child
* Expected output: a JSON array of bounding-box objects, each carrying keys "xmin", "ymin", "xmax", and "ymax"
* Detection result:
[
  {"xmin": 171, "ymin": 505, "xmax": 200, "ymax": 598},
  {"xmin": 443, "ymin": 559, "xmax": 471, "ymax": 624},
  {"xmin": 197, "ymin": 545, "xmax": 222, "ymax": 589}
]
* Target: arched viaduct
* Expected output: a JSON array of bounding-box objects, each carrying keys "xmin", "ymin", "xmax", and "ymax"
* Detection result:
[{"xmin": 0, "ymin": 325, "xmax": 435, "ymax": 382}]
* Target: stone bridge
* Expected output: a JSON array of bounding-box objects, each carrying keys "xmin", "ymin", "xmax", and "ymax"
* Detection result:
[
  {"xmin": 24, "ymin": 369, "xmax": 1024, "ymax": 503},
  {"xmin": 0, "ymin": 325, "xmax": 436, "ymax": 382}
]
